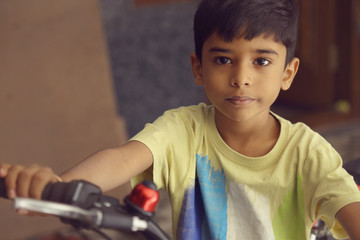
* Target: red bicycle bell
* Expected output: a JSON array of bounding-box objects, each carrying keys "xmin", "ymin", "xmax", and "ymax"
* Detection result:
[{"xmin": 125, "ymin": 180, "xmax": 160, "ymax": 218}]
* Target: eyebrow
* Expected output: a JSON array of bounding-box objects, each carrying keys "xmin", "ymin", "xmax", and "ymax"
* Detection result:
[
  {"xmin": 209, "ymin": 47, "xmax": 279, "ymax": 55},
  {"xmin": 209, "ymin": 47, "xmax": 232, "ymax": 53},
  {"xmin": 256, "ymin": 49, "xmax": 279, "ymax": 55}
]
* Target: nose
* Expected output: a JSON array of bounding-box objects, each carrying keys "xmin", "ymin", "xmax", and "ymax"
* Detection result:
[{"xmin": 231, "ymin": 64, "xmax": 251, "ymax": 88}]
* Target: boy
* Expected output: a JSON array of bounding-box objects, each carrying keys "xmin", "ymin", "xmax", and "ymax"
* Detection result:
[{"xmin": 1, "ymin": 0, "xmax": 360, "ymax": 239}]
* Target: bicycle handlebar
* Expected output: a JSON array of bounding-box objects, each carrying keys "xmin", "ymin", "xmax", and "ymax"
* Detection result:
[{"xmin": 0, "ymin": 178, "xmax": 170, "ymax": 240}]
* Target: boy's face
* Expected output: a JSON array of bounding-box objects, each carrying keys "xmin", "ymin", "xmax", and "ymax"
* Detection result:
[{"xmin": 191, "ymin": 32, "xmax": 299, "ymax": 124}]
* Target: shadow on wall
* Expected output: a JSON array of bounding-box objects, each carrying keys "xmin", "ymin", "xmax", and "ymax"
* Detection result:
[{"xmin": 99, "ymin": 0, "xmax": 205, "ymax": 137}]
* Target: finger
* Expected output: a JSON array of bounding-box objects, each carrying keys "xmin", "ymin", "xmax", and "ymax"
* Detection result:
[
  {"xmin": 16, "ymin": 208, "xmax": 49, "ymax": 217},
  {"xmin": 29, "ymin": 167, "xmax": 56, "ymax": 199},
  {"xmin": 0, "ymin": 164, "xmax": 11, "ymax": 177},
  {"xmin": 17, "ymin": 164, "xmax": 42, "ymax": 198},
  {"xmin": 16, "ymin": 209, "xmax": 30, "ymax": 215},
  {"xmin": 5, "ymin": 164, "xmax": 25, "ymax": 199}
]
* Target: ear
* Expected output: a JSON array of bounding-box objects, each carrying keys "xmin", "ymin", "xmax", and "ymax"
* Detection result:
[
  {"xmin": 191, "ymin": 53, "xmax": 204, "ymax": 86},
  {"xmin": 281, "ymin": 57, "xmax": 300, "ymax": 91}
]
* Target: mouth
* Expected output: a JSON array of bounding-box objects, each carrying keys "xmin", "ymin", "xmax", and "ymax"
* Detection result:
[{"xmin": 225, "ymin": 96, "xmax": 255, "ymax": 106}]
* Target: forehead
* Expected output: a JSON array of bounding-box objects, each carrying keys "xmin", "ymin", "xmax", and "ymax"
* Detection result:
[{"xmin": 203, "ymin": 32, "xmax": 287, "ymax": 57}]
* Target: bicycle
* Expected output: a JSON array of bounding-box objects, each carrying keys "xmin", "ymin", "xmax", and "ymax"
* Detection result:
[{"xmin": 0, "ymin": 178, "xmax": 170, "ymax": 240}]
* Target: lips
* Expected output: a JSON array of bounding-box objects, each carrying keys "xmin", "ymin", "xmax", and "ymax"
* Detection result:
[{"xmin": 226, "ymin": 96, "xmax": 255, "ymax": 106}]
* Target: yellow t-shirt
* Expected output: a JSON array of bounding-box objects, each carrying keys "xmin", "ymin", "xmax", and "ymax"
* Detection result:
[{"xmin": 131, "ymin": 103, "xmax": 360, "ymax": 240}]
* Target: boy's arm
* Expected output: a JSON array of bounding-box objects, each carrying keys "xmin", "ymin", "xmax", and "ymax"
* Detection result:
[
  {"xmin": 60, "ymin": 140, "xmax": 153, "ymax": 191},
  {"xmin": 336, "ymin": 201, "xmax": 360, "ymax": 239},
  {"xmin": 0, "ymin": 140, "xmax": 153, "ymax": 199}
]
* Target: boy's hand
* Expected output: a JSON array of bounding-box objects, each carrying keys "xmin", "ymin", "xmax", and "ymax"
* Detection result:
[{"xmin": 0, "ymin": 163, "xmax": 59, "ymax": 200}]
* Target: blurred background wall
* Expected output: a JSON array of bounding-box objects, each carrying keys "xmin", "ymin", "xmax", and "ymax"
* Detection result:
[
  {"xmin": 0, "ymin": 0, "xmax": 359, "ymax": 239},
  {"xmin": 0, "ymin": 0, "xmax": 129, "ymax": 239},
  {"xmin": 99, "ymin": 0, "xmax": 203, "ymax": 138}
]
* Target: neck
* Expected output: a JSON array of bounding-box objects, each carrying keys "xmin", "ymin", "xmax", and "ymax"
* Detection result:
[{"xmin": 215, "ymin": 111, "xmax": 280, "ymax": 157}]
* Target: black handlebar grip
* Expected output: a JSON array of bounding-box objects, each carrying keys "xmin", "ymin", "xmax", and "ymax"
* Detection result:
[
  {"xmin": 41, "ymin": 182, "xmax": 70, "ymax": 202},
  {"xmin": 42, "ymin": 180, "xmax": 102, "ymax": 209},
  {"xmin": 0, "ymin": 178, "xmax": 103, "ymax": 208},
  {"xmin": 0, "ymin": 178, "xmax": 7, "ymax": 198},
  {"xmin": 0, "ymin": 179, "xmax": 101, "ymax": 207}
]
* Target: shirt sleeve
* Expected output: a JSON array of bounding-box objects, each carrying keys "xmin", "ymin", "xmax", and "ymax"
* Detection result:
[
  {"xmin": 130, "ymin": 107, "xmax": 198, "ymax": 194},
  {"xmin": 303, "ymin": 141, "xmax": 360, "ymax": 239}
]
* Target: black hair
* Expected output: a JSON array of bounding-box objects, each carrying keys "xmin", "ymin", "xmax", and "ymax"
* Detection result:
[{"xmin": 193, "ymin": 0, "xmax": 298, "ymax": 66}]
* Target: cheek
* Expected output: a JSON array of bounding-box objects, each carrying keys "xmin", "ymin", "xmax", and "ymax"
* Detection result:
[
  {"xmin": 202, "ymin": 73, "xmax": 226, "ymax": 91},
  {"xmin": 204, "ymin": 83, "xmax": 219, "ymax": 97},
  {"xmin": 261, "ymin": 78, "xmax": 283, "ymax": 99},
  {"xmin": 203, "ymin": 81, "xmax": 225, "ymax": 102}
]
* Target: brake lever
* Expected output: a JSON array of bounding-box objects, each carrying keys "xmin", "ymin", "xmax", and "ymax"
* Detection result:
[{"xmin": 13, "ymin": 197, "xmax": 103, "ymax": 226}]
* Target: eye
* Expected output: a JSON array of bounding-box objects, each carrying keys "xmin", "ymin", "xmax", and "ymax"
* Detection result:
[
  {"xmin": 254, "ymin": 58, "xmax": 270, "ymax": 66},
  {"xmin": 215, "ymin": 57, "xmax": 232, "ymax": 65}
]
